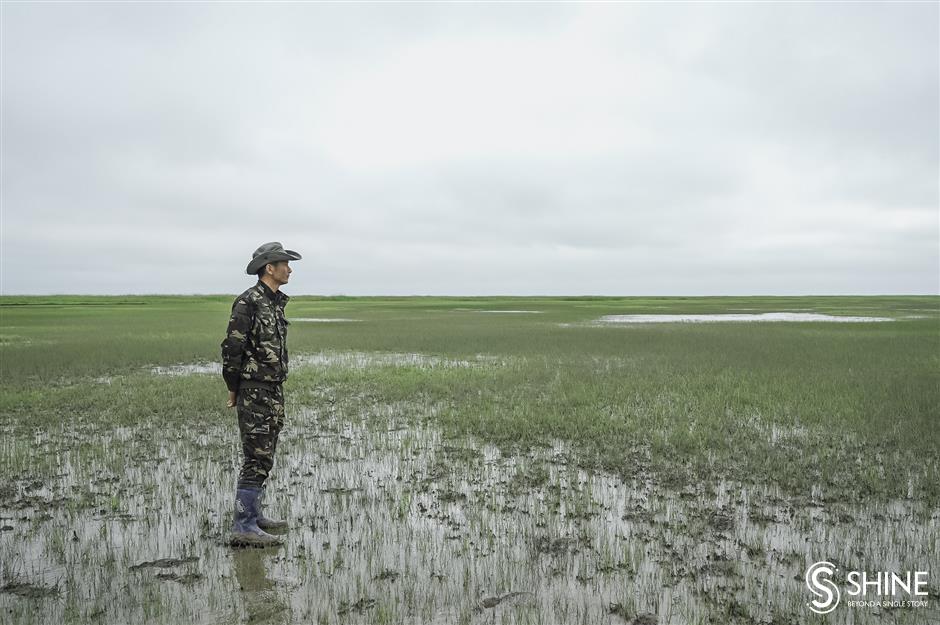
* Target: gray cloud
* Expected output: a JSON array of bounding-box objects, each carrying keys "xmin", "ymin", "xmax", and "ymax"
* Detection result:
[{"xmin": 1, "ymin": 2, "xmax": 936, "ymax": 295}]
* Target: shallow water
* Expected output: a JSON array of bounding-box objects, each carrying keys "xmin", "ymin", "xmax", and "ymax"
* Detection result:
[
  {"xmin": 150, "ymin": 363, "xmax": 222, "ymax": 376},
  {"xmin": 147, "ymin": 351, "xmax": 510, "ymax": 378},
  {"xmin": 292, "ymin": 351, "xmax": 507, "ymax": 370},
  {"xmin": 1, "ymin": 395, "xmax": 936, "ymax": 624},
  {"xmin": 596, "ymin": 313, "xmax": 895, "ymax": 324}
]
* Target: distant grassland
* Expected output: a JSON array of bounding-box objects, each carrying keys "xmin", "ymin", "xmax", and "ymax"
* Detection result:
[{"xmin": 2, "ymin": 294, "xmax": 938, "ymax": 503}]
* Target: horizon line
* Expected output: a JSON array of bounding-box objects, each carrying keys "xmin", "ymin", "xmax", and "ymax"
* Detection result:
[{"xmin": 1, "ymin": 292, "xmax": 939, "ymax": 298}]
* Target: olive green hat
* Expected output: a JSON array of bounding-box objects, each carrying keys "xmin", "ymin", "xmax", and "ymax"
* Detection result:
[{"xmin": 246, "ymin": 242, "xmax": 302, "ymax": 275}]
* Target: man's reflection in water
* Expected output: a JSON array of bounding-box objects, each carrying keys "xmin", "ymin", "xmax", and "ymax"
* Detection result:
[{"xmin": 233, "ymin": 548, "xmax": 289, "ymax": 623}]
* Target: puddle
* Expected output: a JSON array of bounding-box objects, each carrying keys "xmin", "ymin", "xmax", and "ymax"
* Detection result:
[
  {"xmin": 145, "ymin": 351, "xmax": 511, "ymax": 378},
  {"xmin": 1, "ymin": 399, "xmax": 936, "ymax": 624},
  {"xmin": 292, "ymin": 351, "xmax": 507, "ymax": 370},
  {"xmin": 289, "ymin": 318, "xmax": 361, "ymax": 323},
  {"xmin": 149, "ymin": 363, "xmax": 221, "ymax": 376},
  {"xmin": 592, "ymin": 313, "xmax": 895, "ymax": 324}
]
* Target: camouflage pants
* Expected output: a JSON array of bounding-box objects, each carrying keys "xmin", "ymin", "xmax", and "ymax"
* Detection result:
[{"xmin": 236, "ymin": 385, "xmax": 285, "ymax": 489}]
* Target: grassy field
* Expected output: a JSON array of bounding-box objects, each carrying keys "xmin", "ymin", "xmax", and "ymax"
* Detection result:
[{"xmin": 1, "ymin": 294, "xmax": 938, "ymax": 624}]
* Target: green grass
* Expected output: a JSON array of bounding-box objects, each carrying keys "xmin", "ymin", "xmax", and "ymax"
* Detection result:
[{"xmin": 1, "ymin": 294, "xmax": 938, "ymax": 503}]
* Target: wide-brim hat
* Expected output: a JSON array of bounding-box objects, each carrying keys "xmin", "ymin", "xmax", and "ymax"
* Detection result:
[{"xmin": 246, "ymin": 242, "xmax": 302, "ymax": 275}]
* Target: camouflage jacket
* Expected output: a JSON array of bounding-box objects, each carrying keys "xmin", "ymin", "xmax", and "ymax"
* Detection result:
[{"xmin": 220, "ymin": 280, "xmax": 291, "ymax": 392}]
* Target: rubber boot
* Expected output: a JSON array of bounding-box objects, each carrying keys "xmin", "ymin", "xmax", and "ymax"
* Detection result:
[
  {"xmin": 255, "ymin": 486, "xmax": 288, "ymax": 531},
  {"xmin": 230, "ymin": 487, "xmax": 283, "ymax": 547}
]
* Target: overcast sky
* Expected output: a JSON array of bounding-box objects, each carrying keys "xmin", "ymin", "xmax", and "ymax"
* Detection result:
[{"xmin": 2, "ymin": 2, "xmax": 937, "ymax": 296}]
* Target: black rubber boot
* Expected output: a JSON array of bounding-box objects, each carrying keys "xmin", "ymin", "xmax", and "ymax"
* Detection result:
[
  {"xmin": 230, "ymin": 487, "xmax": 283, "ymax": 547},
  {"xmin": 255, "ymin": 486, "xmax": 288, "ymax": 531}
]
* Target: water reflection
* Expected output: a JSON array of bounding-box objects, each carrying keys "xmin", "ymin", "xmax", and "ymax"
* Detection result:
[{"xmin": 233, "ymin": 548, "xmax": 290, "ymax": 624}]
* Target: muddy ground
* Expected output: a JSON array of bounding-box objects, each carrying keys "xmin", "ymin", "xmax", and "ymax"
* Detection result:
[{"xmin": 1, "ymin": 371, "xmax": 937, "ymax": 624}]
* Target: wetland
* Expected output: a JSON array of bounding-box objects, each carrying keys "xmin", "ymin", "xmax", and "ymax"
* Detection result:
[{"xmin": 1, "ymin": 295, "xmax": 938, "ymax": 624}]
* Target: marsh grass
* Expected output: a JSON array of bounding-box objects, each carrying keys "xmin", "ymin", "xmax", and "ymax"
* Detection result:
[{"xmin": 1, "ymin": 295, "xmax": 938, "ymax": 623}]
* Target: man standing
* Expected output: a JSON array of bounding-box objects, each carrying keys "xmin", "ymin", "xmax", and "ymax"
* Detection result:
[{"xmin": 221, "ymin": 242, "xmax": 302, "ymax": 547}]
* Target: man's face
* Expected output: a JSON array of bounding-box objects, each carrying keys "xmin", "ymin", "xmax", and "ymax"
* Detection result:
[{"xmin": 267, "ymin": 261, "xmax": 292, "ymax": 285}]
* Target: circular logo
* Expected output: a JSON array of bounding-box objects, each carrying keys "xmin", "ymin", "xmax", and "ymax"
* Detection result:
[{"xmin": 806, "ymin": 561, "xmax": 841, "ymax": 614}]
